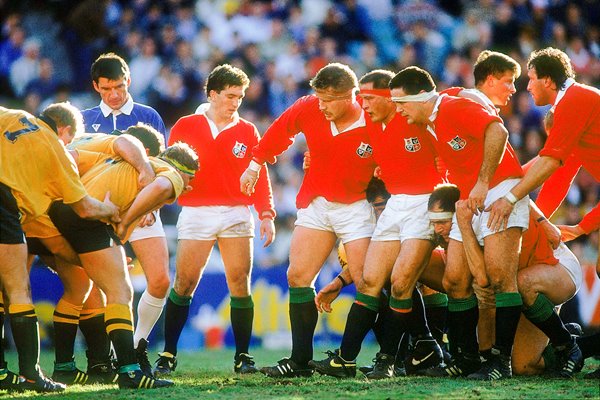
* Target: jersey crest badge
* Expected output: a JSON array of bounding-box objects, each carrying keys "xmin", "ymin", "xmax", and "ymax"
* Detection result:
[
  {"xmin": 356, "ymin": 142, "xmax": 373, "ymax": 158},
  {"xmin": 404, "ymin": 137, "xmax": 421, "ymax": 152},
  {"xmin": 92, "ymin": 124, "xmax": 101, "ymax": 132},
  {"xmin": 447, "ymin": 135, "xmax": 466, "ymax": 151},
  {"xmin": 232, "ymin": 141, "xmax": 247, "ymax": 158}
]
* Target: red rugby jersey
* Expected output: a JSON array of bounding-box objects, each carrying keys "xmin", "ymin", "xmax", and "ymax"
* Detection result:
[
  {"xmin": 519, "ymin": 214, "xmax": 559, "ymax": 270},
  {"xmin": 168, "ymin": 114, "xmax": 275, "ymax": 218},
  {"xmin": 427, "ymin": 95, "xmax": 523, "ymax": 197},
  {"xmin": 372, "ymin": 114, "xmax": 443, "ymax": 195},
  {"xmin": 252, "ymin": 95, "xmax": 377, "ymax": 209}
]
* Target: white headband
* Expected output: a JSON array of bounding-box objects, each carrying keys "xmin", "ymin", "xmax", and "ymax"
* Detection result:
[
  {"xmin": 428, "ymin": 211, "xmax": 454, "ymax": 221},
  {"xmin": 391, "ymin": 90, "xmax": 437, "ymax": 103}
]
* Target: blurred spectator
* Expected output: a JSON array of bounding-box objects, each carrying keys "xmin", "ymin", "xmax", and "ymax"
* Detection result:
[
  {"xmin": 491, "ymin": 2, "xmax": 519, "ymax": 52},
  {"xmin": 0, "ymin": 24, "xmax": 24, "ymax": 97},
  {"xmin": 129, "ymin": 36, "xmax": 162, "ymax": 102},
  {"xmin": 452, "ymin": 8, "xmax": 491, "ymax": 52},
  {"xmin": 9, "ymin": 37, "xmax": 41, "ymax": 98},
  {"xmin": 24, "ymin": 57, "xmax": 59, "ymax": 101}
]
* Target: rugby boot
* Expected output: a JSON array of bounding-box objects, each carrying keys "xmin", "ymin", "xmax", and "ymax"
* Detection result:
[
  {"xmin": 52, "ymin": 360, "xmax": 89, "ymax": 385},
  {"xmin": 234, "ymin": 353, "xmax": 259, "ymax": 374},
  {"xmin": 135, "ymin": 339, "xmax": 153, "ymax": 377},
  {"xmin": 87, "ymin": 359, "xmax": 118, "ymax": 384},
  {"xmin": 404, "ymin": 336, "xmax": 444, "ymax": 375},
  {"xmin": 309, "ymin": 349, "xmax": 356, "ymax": 378},
  {"xmin": 0, "ymin": 368, "xmax": 24, "ymax": 392},
  {"xmin": 424, "ymin": 352, "xmax": 481, "ymax": 377},
  {"xmin": 365, "ymin": 352, "xmax": 395, "ymax": 380},
  {"xmin": 467, "ymin": 350, "xmax": 512, "ymax": 381},
  {"xmin": 584, "ymin": 368, "xmax": 600, "ymax": 379},
  {"xmin": 20, "ymin": 372, "xmax": 66, "ymax": 393},
  {"xmin": 153, "ymin": 352, "xmax": 177, "ymax": 377},
  {"xmin": 117, "ymin": 369, "xmax": 174, "ymax": 389},
  {"xmin": 564, "ymin": 322, "xmax": 583, "ymax": 338},
  {"xmin": 261, "ymin": 357, "xmax": 314, "ymax": 378},
  {"xmin": 553, "ymin": 340, "xmax": 583, "ymax": 378}
]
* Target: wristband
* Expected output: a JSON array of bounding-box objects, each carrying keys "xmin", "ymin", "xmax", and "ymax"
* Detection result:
[
  {"xmin": 504, "ymin": 191, "xmax": 518, "ymax": 205},
  {"xmin": 248, "ymin": 160, "xmax": 262, "ymax": 172},
  {"xmin": 336, "ymin": 275, "xmax": 349, "ymax": 287},
  {"xmin": 536, "ymin": 216, "xmax": 546, "ymax": 223}
]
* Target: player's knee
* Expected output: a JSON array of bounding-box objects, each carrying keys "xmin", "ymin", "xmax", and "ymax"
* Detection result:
[
  {"xmin": 442, "ymin": 275, "xmax": 462, "ymax": 297},
  {"xmin": 147, "ymin": 274, "xmax": 170, "ymax": 297},
  {"xmin": 389, "ymin": 280, "xmax": 411, "ymax": 299},
  {"xmin": 286, "ymin": 268, "xmax": 310, "ymax": 287}
]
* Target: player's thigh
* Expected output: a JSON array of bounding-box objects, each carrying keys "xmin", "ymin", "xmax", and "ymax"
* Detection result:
[
  {"xmin": 518, "ymin": 263, "xmax": 576, "ymax": 306},
  {"xmin": 419, "ymin": 249, "xmax": 445, "ymax": 293},
  {"xmin": 218, "ymin": 236, "xmax": 253, "ymax": 297},
  {"xmin": 130, "ymin": 236, "xmax": 169, "ymax": 278},
  {"xmin": 483, "ymin": 227, "xmax": 521, "ymax": 291},
  {"xmin": 443, "ymin": 239, "xmax": 473, "ymax": 297},
  {"xmin": 358, "ymin": 240, "xmax": 399, "ymax": 296},
  {"xmin": 41, "ymin": 235, "xmax": 81, "ymax": 265},
  {"xmin": 288, "ymin": 226, "xmax": 337, "ymax": 287},
  {"xmin": 0, "ymin": 243, "xmax": 31, "ymax": 304},
  {"xmin": 79, "ymin": 245, "xmax": 132, "ymax": 305},
  {"xmin": 174, "ymin": 239, "xmax": 215, "ymax": 296},
  {"xmin": 344, "ymin": 237, "xmax": 372, "ymax": 284},
  {"xmin": 390, "ymin": 238, "xmax": 434, "ymax": 298},
  {"xmin": 512, "ymin": 314, "xmax": 547, "ymax": 375},
  {"xmin": 83, "ymin": 284, "xmax": 106, "ymax": 309}
]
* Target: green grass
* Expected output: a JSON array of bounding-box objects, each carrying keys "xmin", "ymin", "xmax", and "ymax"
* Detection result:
[{"xmin": 2, "ymin": 346, "xmax": 598, "ymax": 399}]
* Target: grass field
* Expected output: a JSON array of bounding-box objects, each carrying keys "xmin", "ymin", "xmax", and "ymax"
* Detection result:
[{"xmin": 2, "ymin": 346, "xmax": 598, "ymax": 399}]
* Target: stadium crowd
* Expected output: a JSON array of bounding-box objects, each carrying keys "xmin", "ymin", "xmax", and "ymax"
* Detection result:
[{"xmin": 0, "ymin": 0, "xmax": 599, "ymax": 393}]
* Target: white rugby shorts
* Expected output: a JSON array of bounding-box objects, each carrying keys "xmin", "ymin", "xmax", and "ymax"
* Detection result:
[
  {"xmin": 555, "ymin": 242, "xmax": 583, "ymax": 298},
  {"xmin": 295, "ymin": 197, "xmax": 375, "ymax": 244},
  {"xmin": 128, "ymin": 211, "xmax": 166, "ymax": 242},
  {"xmin": 177, "ymin": 205, "xmax": 254, "ymax": 240},
  {"xmin": 450, "ymin": 178, "xmax": 530, "ymax": 244},
  {"xmin": 371, "ymin": 193, "xmax": 433, "ymax": 242}
]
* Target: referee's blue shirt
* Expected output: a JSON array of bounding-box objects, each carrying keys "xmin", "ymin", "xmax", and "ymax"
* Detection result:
[{"xmin": 82, "ymin": 96, "xmax": 167, "ymax": 141}]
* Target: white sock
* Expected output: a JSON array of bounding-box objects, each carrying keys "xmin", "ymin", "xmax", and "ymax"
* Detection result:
[{"xmin": 133, "ymin": 290, "xmax": 166, "ymax": 347}]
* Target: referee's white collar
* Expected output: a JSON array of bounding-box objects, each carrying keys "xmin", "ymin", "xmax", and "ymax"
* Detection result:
[{"xmin": 100, "ymin": 96, "xmax": 134, "ymax": 117}]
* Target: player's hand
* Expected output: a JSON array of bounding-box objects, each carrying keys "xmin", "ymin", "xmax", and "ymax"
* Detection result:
[
  {"xmin": 115, "ymin": 221, "xmax": 129, "ymax": 241},
  {"xmin": 126, "ymin": 256, "xmax": 134, "ymax": 270},
  {"xmin": 455, "ymin": 200, "xmax": 474, "ymax": 228},
  {"xmin": 137, "ymin": 165, "xmax": 156, "ymax": 189},
  {"xmin": 138, "ymin": 212, "xmax": 156, "ymax": 228},
  {"xmin": 486, "ymin": 197, "xmax": 512, "ymax": 232},
  {"xmin": 240, "ymin": 168, "xmax": 259, "ymax": 196},
  {"xmin": 539, "ymin": 219, "xmax": 561, "ymax": 249},
  {"xmin": 315, "ymin": 278, "xmax": 343, "ymax": 313},
  {"xmin": 260, "ymin": 218, "xmax": 276, "ymax": 247},
  {"xmin": 302, "ymin": 151, "xmax": 311, "ymax": 171},
  {"xmin": 557, "ymin": 224, "xmax": 585, "ymax": 242},
  {"xmin": 468, "ymin": 181, "xmax": 488, "ymax": 216},
  {"xmin": 103, "ymin": 191, "xmax": 121, "ymax": 224}
]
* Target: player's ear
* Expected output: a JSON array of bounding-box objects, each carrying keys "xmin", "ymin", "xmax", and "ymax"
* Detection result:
[{"xmin": 92, "ymin": 80, "xmax": 100, "ymax": 92}]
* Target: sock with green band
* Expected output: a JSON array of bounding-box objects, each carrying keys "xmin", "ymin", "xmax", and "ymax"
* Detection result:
[
  {"xmin": 523, "ymin": 294, "xmax": 571, "ymax": 347},
  {"xmin": 495, "ymin": 292, "xmax": 523, "ymax": 355},
  {"xmin": 163, "ymin": 288, "xmax": 192, "ymax": 356},
  {"xmin": 447, "ymin": 295, "xmax": 479, "ymax": 355},
  {"xmin": 289, "ymin": 287, "xmax": 317, "ymax": 365},
  {"xmin": 231, "ymin": 296, "xmax": 254, "ymax": 356}
]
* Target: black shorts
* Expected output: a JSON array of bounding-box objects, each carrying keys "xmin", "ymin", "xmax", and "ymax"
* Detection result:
[
  {"xmin": 0, "ymin": 182, "xmax": 25, "ymax": 244},
  {"xmin": 48, "ymin": 201, "xmax": 121, "ymax": 254},
  {"xmin": 26, "ymin": 237, "xmax": 53, "ymax": 256}
]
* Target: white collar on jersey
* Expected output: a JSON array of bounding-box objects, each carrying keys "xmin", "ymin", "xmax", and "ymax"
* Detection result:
[
  {"xmin": 195, "ymin": 102, "xmax": 239, "ymax": 139},
  {"xmin": 100, "ymin": 96, "xmax": 134, "ymax": 117},
  {"xmin": 425, "ymin": 93, "xmax": 446, "ymax": 140},
  {"xmin": 330, "ymin": 108, "xmax": 366, "ymax": 137},
  {"xmin": 550, "ymin": 78, "xmax": 575, "ymax": 112},
  {"xmin": 463, "ymin": 88, "xmax": 498, "ymax": 113}
]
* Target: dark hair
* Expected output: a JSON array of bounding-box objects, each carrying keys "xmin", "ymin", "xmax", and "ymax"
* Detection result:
[
  {"xmin": 123, "ymin": 123, "xmax": 165, "ymax": 157},
  {"xmin": 91, "ymin": 53, "xmax": 130, "ymax": 83},
  {"xmin": 365, "ymin": 177, "xmax": 391, "ymax": 203},
  {"xmin": 40, "ymin": 102, "xmax": 84, "ymax": 136},
  {"xmin": 389, "ymin": 66, "xmax": 436, "ymax": 94},
  {"xmin": 205, "ymin": 64, "xmax": 250, "ymax": 95},
  {"xmin": 473, "ymin": 50, "xmax": 521, "ymax": 86},
  {"xmin": 359, "ymin": 70, "xmax": 394, "ymax": 89},
  {"xmin": 310, "ymin": 63, "xmax": 358, "ymax": 92},
  {"xmin": 160, "ymin": 141, "xmax": 199, "ymax": 173},
  {"xmin": 428, "ymin": 183, "xmax": 460, "ymax": 212},
  {"xmin": 527, "ymin": 47, "xmax": 575, "ymax": 90}
]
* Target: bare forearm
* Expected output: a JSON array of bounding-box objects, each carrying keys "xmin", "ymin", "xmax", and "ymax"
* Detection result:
[
  {"xmin": 120, "ymin": 177, "xmax": 173, "ymax": 227},
  {"xmin": 511, "ymin": 156, "xmax": 561, "ymax": 200},
  {"xmin": 114, "ymin": 134, "xmax": 152, "ymax": 174},
  {"xmin": 478, "ymin": 122, "xmax": 508, "ymax": 184},
  {"xmin": 70, "ymin": 196, "xmax": 114, "ymax": 220}
]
